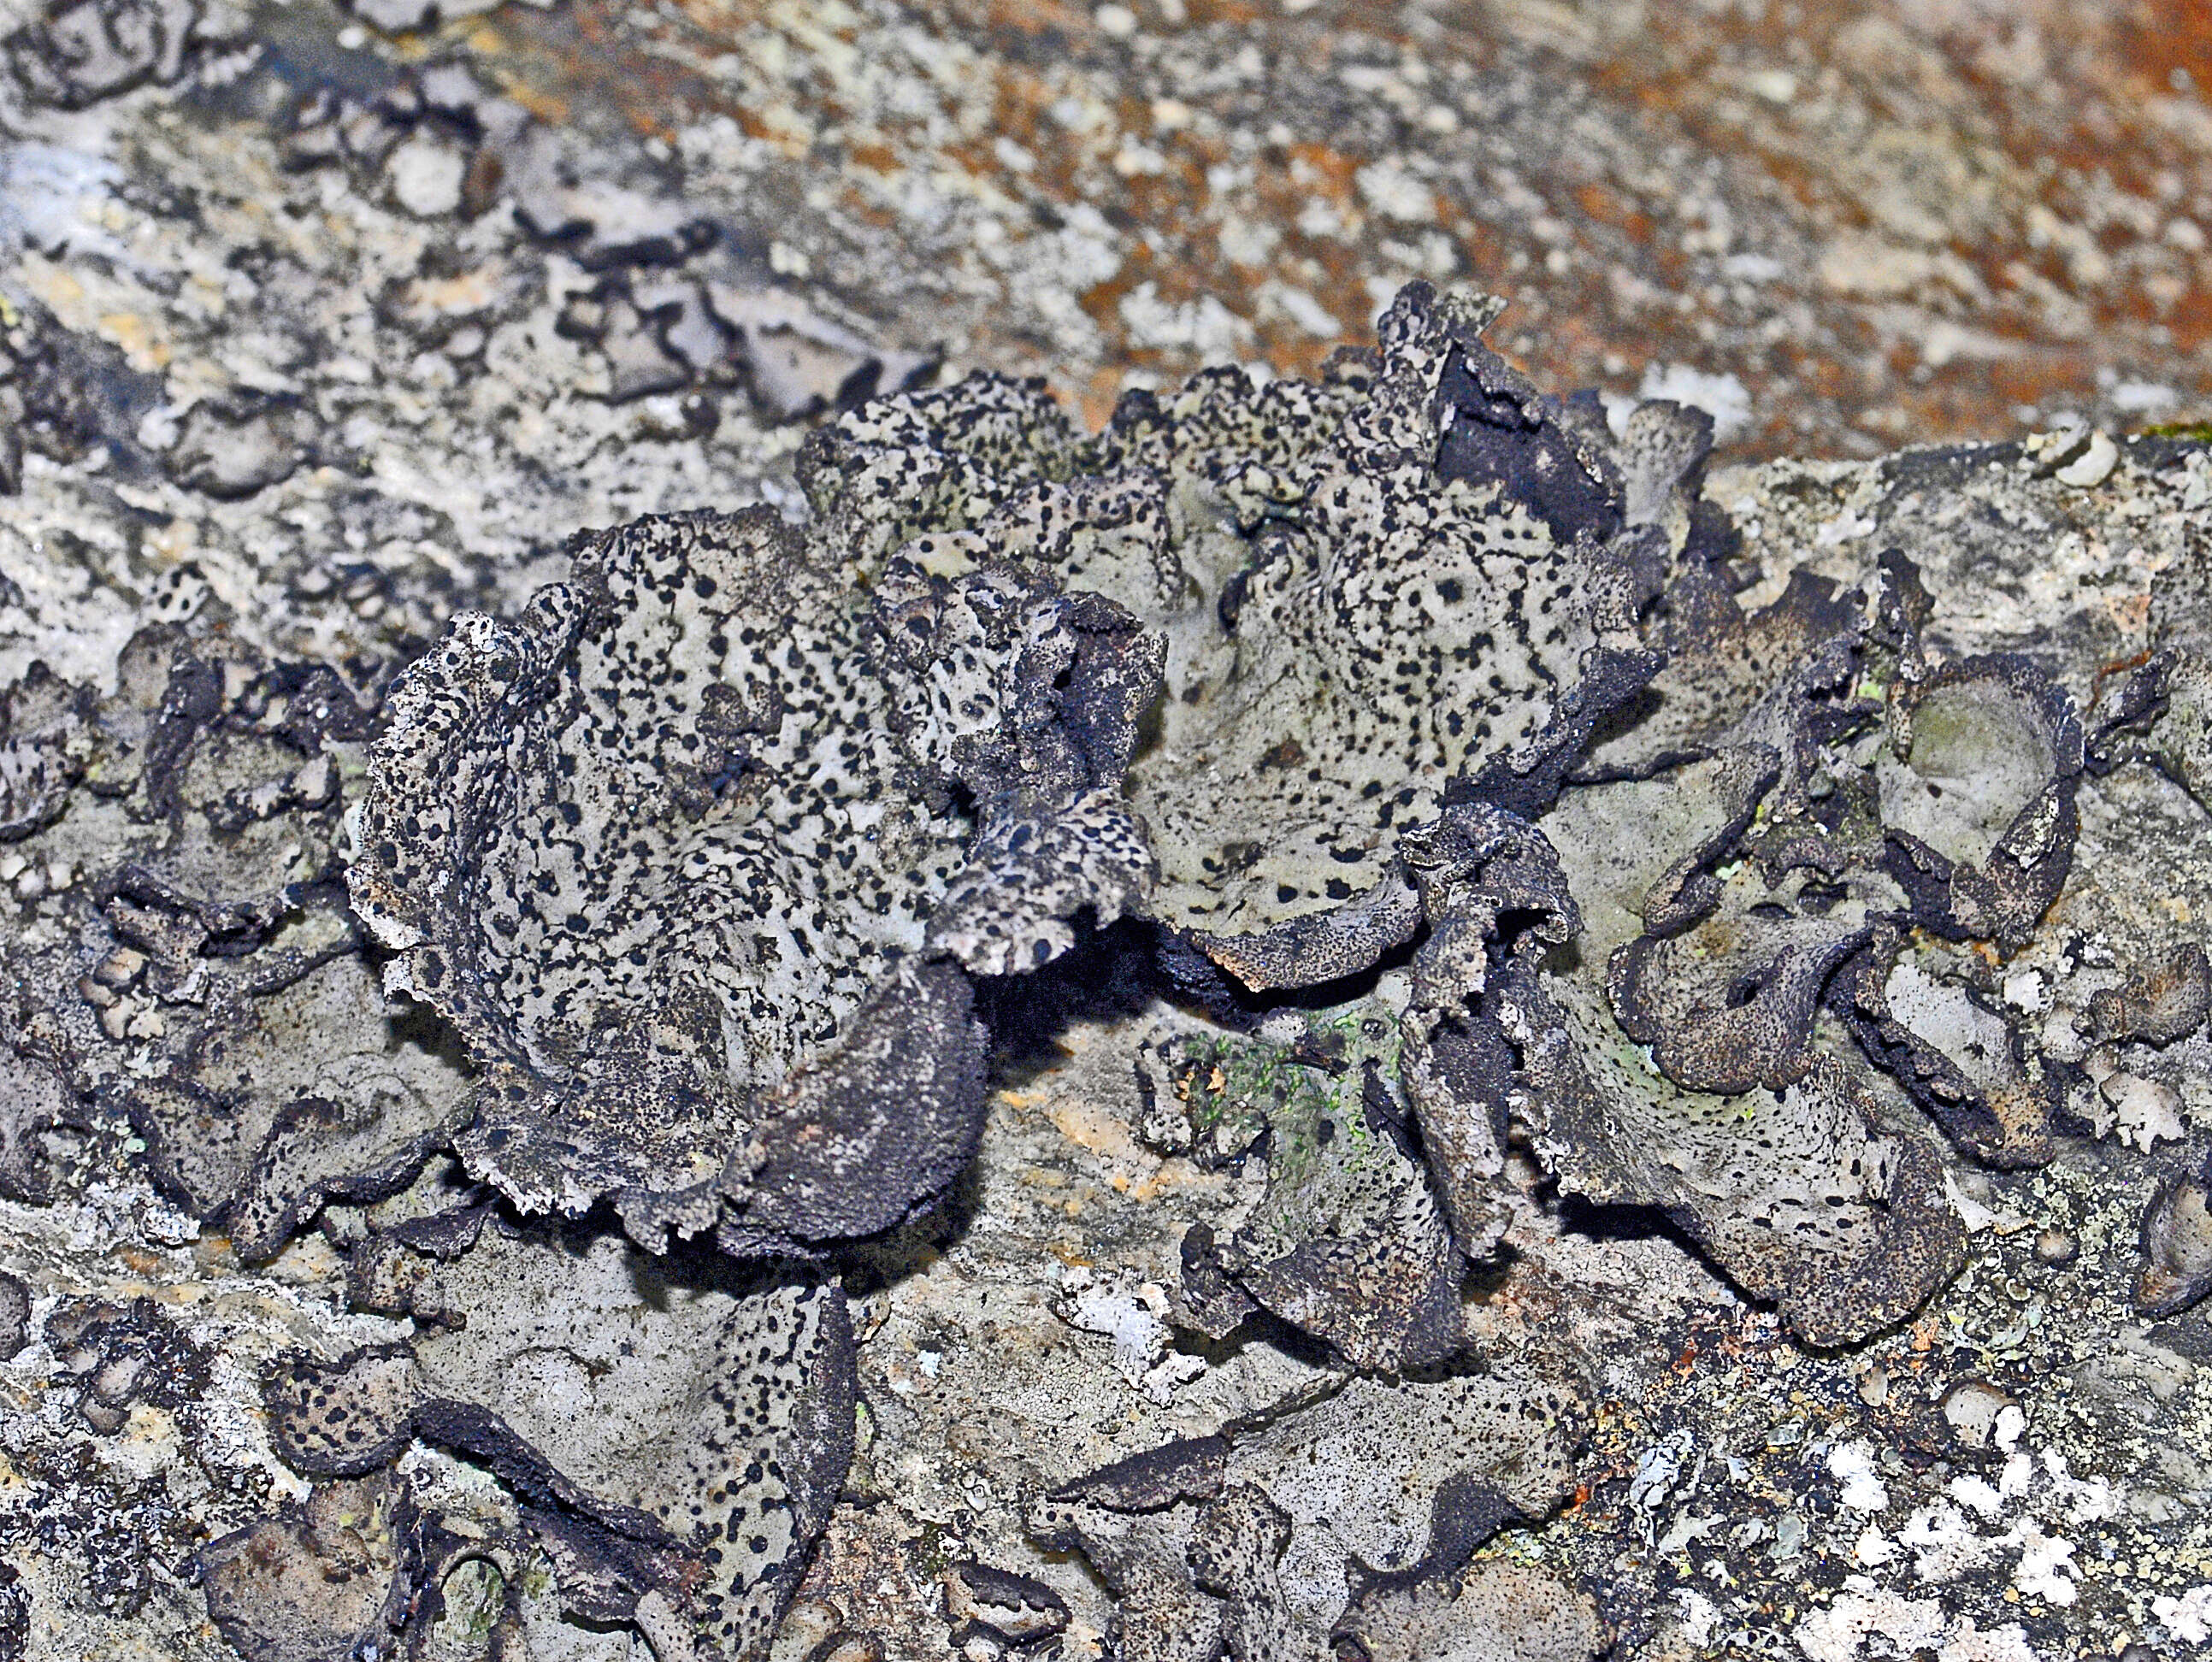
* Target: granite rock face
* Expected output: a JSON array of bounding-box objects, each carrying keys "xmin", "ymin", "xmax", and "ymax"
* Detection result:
[{"xmin": 3, "ymin": 6, "xmax": 2212, "ymax": 1662}]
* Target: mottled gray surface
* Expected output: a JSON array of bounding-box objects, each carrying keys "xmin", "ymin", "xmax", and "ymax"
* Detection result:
[{"xmin": 2, "ymin": 6, "xmax": 2211, "ymax": 1662}]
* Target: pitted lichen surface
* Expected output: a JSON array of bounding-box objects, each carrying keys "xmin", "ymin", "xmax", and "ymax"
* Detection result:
[
  {"xmin": 356, "ymin": 509, "xmax": 959, "ymax": 1074},
  {"xmin": 351, "ymin": 505, "xmax": 1153, "ymax": 1251},
  {"xmin": 802, "ymin": 284, "xmax": 1681, "ymax": 984},
  {"xmin": 6, "ymin": 19, "xmax": 2212, "ymax": 1652},
  {"xmin": 259, "ymin": 1217, "xmax": 855, "ymax": 1660},
  {"xmin": 350, "ymin": 509, "xmax": 970, "ymax": 1241},
  {"xmin": 0, "ymin": 597, "xmax": 467, "ymax": 1270}
]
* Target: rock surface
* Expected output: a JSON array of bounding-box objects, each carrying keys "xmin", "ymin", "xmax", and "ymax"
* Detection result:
[{"xmin": 1, "ymin": 5, "xmax": 2211, "ymax": 1662}]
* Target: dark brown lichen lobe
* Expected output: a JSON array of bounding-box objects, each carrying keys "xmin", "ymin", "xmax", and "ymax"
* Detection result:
[{"xmin": 2136, "ymin": 1148, "xmax": 2212, "ymax": 1318}]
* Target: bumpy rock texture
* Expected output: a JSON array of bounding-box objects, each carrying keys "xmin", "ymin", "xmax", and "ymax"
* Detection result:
[{"xmin": 4, "ymin": 5, "xmax": 2212, "ymax": 1662}]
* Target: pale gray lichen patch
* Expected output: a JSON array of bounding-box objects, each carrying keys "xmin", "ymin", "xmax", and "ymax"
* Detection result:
[
  {"xmin": 351, "ymin": 504, "xmax": 956, "ymax": 1245},
  {"xmin": 870, "ymin": 557, "xmax": 1162, "ymax": 977},
  {"xmin": 1508, "ymin": 543, "xmax": 2094, "ymax": 1320},
  {"xmin": 1875, "ymin": 654, "xmax": 2085, "ymax": 951},
  {"xmin": 2081, "ymin": 944, "xmax": 2211, "ymax": 1048},
  {"xmin": 262, "ymin": 1220, "xmax": 853, "ymax": 1660},
  {"xmin": 1025, "ymin": 1449, "xmax": 1224, "ymax": 1662},
  {"xmin": 0, "ymin": 606, "xmax": 467, "ymax": 1261},
  {"xmin": 200, "ymin": 1472, "xmax": 415, "ymax": 1662},
  {"xmin": 46, "ymin": 1293, "xmax": 212, "ymax": 1435},
  {"xmin": 1508, "ymin": 631, "xmax": 1971, "ymax": 1345},
  {"xmin": 350, "ymin": 504, "xmax": 1155, "ymax": 1251},
  {"xmin": 1187, "ymin": 1482, "xmax": 1326, "ymax": 1662},
  {"xmin": 1110, "ymin": 296, "xmax": 1659, "ymax": 977},
  {"xmin": 0, "ymin": 1044, "xmax": 85, "ymax": 1205},
  {"xmin": 802, "ymin": 283, "xmax": 1677, "ymax": 993},
  {"xmin": 5, "ymin": 0, "xmax": 202, "ymax": 111},
  {"xmin": 1609, "ymin": 861, "xmax": 1876, "ymax": 1098},
  {"xmin": 942, "ymin": 1560, "xmax": 1070, "ymax": 1653},
  {"xmin": 1579, "ymin": 564, "xmax": 1875, "ymax": 784},
  {"xmin": 1836, "ymin": 937, "xmax": 2067, "ymax": 1170},
  {"xmin": 1148, "ymin": 994, "xmax": 1466, "ymax": 1371},
  {"xmin": 799, "ymin": 374, "xmax": 1087, "ymax": 574},
  {"xmin": 1029, "ymin": 1351, "xmax": 1590, "ymax": 1656},
  {"xmin": 2136, "ymin": 1148, "xmax": 2212, "ymax": 1318},
  {"xmin": 1503, "ymin": 969, "xmax": 1966, "ymax": 1348},
  {"xmin": 1335, "ymin": 1558, "xmax": 1607, "ymax": 1662},
  {"xmin": 2104, "ymin": 645, "xmax": 2212, "ymax": 829}
]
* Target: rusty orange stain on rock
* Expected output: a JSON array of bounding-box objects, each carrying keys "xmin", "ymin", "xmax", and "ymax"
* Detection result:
[
  {"xmin": 1047, "ymin": 1095, "xmax": 1145, "ymax": 1164},
  {"xmin": 474, "ymin": 0, "xmax": 2212, "ymax": 457},
  {"xmin": 96, "ymin": 312, "xmax": 169, "ymax": 371}
]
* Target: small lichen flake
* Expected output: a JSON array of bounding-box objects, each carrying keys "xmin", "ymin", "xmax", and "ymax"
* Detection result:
[{"xmin": 0, "ymin": 612, "xmax": 466, "ymax": 1262}]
